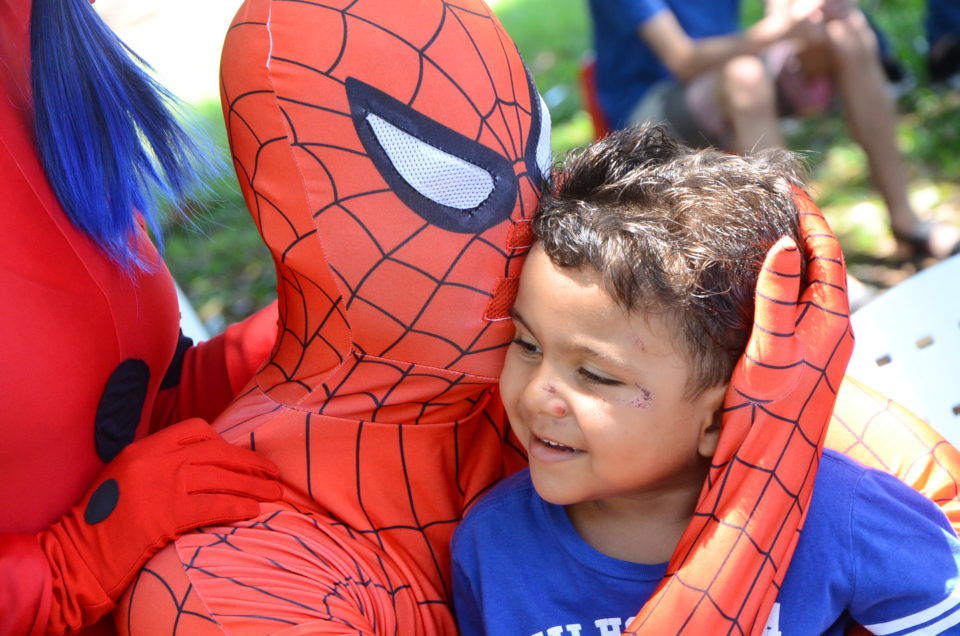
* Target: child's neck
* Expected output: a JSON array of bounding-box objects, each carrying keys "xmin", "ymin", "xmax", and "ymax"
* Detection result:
[{"xmin": 565, "ymin": 479, "xmax": 703, "ymax": 565}]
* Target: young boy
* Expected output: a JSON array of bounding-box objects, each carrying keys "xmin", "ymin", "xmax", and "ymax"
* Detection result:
[{"xmin": 451, "ymin": 125, "xmax": 960, "ymax": 635}]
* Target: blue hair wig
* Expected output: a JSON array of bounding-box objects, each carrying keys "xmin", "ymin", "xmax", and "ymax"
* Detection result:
[{"xmin": 30, "ymin": 0, "xmax": 206, "ymax": 270}]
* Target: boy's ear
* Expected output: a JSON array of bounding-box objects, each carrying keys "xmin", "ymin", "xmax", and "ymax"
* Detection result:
[{"xmin": 697, "ymin": 383, "xmax": 727, "ymax": 459}]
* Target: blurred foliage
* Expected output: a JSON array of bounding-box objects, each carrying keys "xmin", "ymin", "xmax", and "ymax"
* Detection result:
[
  {"xmin": 165, "ymin": 0, "xmax": 960, "ymax": 332},
  {"xmin": 492, "ymin": 0, "xmax": 592, "ymax": 149},
  {"xmin": 161, "ymin": 101, "xmax": 275, "ymax": 334}
]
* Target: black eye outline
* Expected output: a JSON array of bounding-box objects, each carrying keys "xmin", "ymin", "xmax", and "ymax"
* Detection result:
[
  {"xmin": 522, "ymin": 68, "xmax": 551, "ymax": 188},
  {"xmin": 346, "ymin": 77, "xmax": 519, "ymax": 234}
]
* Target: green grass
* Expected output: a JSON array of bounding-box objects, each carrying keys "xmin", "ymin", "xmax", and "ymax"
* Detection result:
[
  {"xmin": 164, "ymin": 0, "xmax": 960, "ymax": 331},
  {"xmin": 492, "ymin": 0, "xmax": 593, "ymax": 153}
]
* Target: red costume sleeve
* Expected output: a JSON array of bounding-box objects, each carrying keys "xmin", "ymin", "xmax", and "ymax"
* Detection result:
[
  {"xmin": 149, "ymin": 301, "xmax": 279, "ymax": 432},
  {"xmin": 826, "ymin": 375, "xmax": 960, "ymax": 531},
  {"xmin": 0, "ymin": 1, "xmax": 284, "ymax": 632},
  {"xmin": 627, "ymin": 190, "xmax": 854, "ymax": 635},
  {"xmin": 0, "ymin": 534, "xmax": 51, "ymax": 636}
]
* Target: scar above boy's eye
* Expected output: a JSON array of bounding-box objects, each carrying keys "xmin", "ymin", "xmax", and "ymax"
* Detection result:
[
  {"xmin": 634, "ymin": 337, "xmax": 647, "ymax": 351},
  {"xmin": 543, "ymin": 384, "xmax": 557, "ymax": 394}
]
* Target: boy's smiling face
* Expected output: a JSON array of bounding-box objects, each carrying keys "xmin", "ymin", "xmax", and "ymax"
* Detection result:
[{"xmin": 500, "ymin": 245, "xmax": 726, "ymax": 509}]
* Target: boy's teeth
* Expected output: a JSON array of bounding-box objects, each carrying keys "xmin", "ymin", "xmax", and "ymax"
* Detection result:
[{"xmin": 539, "ymin": 437, "xmax": 579, "ymax": 452}]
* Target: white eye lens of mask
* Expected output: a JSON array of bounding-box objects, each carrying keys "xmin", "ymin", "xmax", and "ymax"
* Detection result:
[
  {"xmin": 535, "ymin": 93, "xmax": 552, "ymax": 178},
  {"xmin": 366, "ymin": 113, "xmax": 495, "ymax": 210}
]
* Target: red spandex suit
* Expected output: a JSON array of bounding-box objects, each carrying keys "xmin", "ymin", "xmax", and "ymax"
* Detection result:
[
  {"xmin": 100, "ymin": 0, "xmax": 958, "ymax": 634},
  {"xmin": 0, "ymin": 0, "xmax": 282, "ymax": 633}
]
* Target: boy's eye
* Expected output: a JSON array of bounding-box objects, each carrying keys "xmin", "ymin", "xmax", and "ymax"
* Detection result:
[
  {"xmin": 578, "ymin": 367, "xmax": 622, "ymax": 386},
  {"xmin": 511, "ymin": 337, "xmax": 541, "ymax": 356}
]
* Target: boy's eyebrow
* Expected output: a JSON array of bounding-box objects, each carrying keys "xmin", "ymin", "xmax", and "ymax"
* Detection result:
[
  {"xmin": 513, "ymin": 308, "xmax": 637, "ymax": 369},
  {"xmin": 573, "ymin": 343, "xmax": 634, "ymax": 370}
]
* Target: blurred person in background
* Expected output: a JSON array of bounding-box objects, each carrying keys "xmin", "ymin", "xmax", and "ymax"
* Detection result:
[
  {"xmin": 587, "ymin": 0, "xmax": 960, "ymax": 261},
  {"xmin": 927, "ymin": 0, "xmax": 960, "ymax": 85}
]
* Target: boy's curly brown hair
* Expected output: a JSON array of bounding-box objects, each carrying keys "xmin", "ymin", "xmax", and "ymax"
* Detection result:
[{"xmin": 534, "ymin": 124, "xmax": 807, "ymax": 397}]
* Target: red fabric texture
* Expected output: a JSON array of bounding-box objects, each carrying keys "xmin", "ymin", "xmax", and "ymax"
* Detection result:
[
  {"xmin": 116, "ymin": 1, "xmax": 960, "ymax": 634},
  {"xmin": 1, "ymin": 1, "xmax": 281, "ymax": 632},
  {"xmin": 37, "ymin": 419, "xmax": 281, "ymax": 634},
  {"xmin": 1, "ymin": 0, "xmax": 180, "ymax": 536},
  {"xmin": 0, "ymin": 535, "xmax": 50, "ymax": 636},
  {"xmin": 119, "ymin": 0, "xmax": 538, "ymax": 631},
  {"xmin": 826, "ymin": 375, "xmax": 960, "ymax": 529},
  {"xmin": 150, "ymin": 301, "xmax": 279, "ymax": 431},
  {"xmin": 627, "ymin": 191, "xmax": 854, "ymax": 634}
]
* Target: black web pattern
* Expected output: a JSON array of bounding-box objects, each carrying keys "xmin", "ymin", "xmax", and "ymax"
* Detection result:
[{"xmin": 120, "ymin": 0, "xmax": 537, "ymax": 632}]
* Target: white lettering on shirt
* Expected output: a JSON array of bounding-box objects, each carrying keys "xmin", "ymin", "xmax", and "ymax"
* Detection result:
[
  {"xmin": 594, "ymin": 617, "xmax": 623, "ymax": 634},
  {"xmin": 531, "ymin": 616, "xmax": 636, "ymax": 635},
  {"xmin": 763, "ymin": 603, "xmax": 783, "ymax": 636}
]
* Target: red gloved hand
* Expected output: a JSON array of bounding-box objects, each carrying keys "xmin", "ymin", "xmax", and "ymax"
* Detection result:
[
  {"xmin": 36, "ymin": 418, "xmax": 282, "ymax": 634},
  {"xmin": 709, "ymin": 188, "xmax": 853, "ymax": 633},
  {"xmin": 627, "ymin": 189, "xmax": 854, "ymax": 635}
]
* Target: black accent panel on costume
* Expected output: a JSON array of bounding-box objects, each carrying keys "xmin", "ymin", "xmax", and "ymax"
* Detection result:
[
  {"xmin": 346, "ymin": 77, "xmax": 518, "ymax": 234},
  {"xmin": 95, "ymin": 358, "xmax": 150, "ymax": 463},
  {"xmin": 160, "ymin": 329, "xmax": 194, "ymax": 390},
  {"xmin": 84, "ymin": 479, "xmax": 119, "ymax": 525},
  {"xmin": 521, "ymin": 66, "xmax": 547, "ymax": 190}
]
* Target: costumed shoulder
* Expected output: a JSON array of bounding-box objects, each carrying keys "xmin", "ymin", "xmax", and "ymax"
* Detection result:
[{"xmin": 0, "ymin": 1, "xmax": 180, "ymax": 532}]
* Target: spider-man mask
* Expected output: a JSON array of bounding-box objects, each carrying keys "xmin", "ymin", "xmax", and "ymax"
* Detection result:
[{"xmin": 221, "ymin": 0, "xmax": 549, "ymax": 422}]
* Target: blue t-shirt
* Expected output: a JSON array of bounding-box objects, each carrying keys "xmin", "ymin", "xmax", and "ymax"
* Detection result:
[
  {"xmin": 928, "ymin": 0, "xmax": 960, "ymax": 44},
  {"xmin": 452, "ymin": 450, "xmax": 960, "ymax": 635},
  {"xmin": 587, "ymin": 0, "xmax": 741, "ymax": 128}
]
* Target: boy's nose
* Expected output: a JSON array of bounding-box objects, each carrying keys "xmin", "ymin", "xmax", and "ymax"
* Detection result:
[
  {"xmin": 545, "ymin": 394, "xmax": 568, "ymax": 417},
  {"xmin": 521, "ymin": 370, "xmax": 569, "ymax": 418}
]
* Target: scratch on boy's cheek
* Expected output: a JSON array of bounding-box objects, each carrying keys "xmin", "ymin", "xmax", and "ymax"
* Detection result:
[
  {"xmin": 543, "ymin": 384, "xmax": 557, "ymax": 394},
  {"xmin": 631, "ymin": 385, "xmax": 654, "ymax": 410}
]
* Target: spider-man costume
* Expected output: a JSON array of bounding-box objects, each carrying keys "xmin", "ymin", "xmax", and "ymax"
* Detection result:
[
  {"xmin": 118, "ymin": 0, "xmax": 960, "ymax": 634},
  {"xmin": 1, "ymin": 1, "xmax": 282, "ymax": 633}
]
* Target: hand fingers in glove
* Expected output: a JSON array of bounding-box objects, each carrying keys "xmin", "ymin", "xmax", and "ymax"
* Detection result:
[
  {"xmin": 39, "ymin": 419, "xmax": 284, "ymax": 631},
  {"xmin": 753, "ymin": 236, "xmax": 802, "ymax": 335},
  {"xmin": 739, "ymin": 235, "xmax": 803, "ymax": 398},
  {"xmin": 180, "ymin": 462, "xmax": 283, "ymax": 500},
  {"xmin": 111, "ymin": 418, "xmax": 280, "ymax": 479},
  {"xmin": 792, "ymin": 191, "xmax": 852, "ymax": 395},
  {"xmin": 137, "ymin": 415, "xmax": 221, "ymax": 447},
  {"xmin": 795, "ymin": 190, "xmax": 849, "ymax": 314},
  {"xmin": 176, "ymin": 434, "xmax": 281, "ymax": 479}
]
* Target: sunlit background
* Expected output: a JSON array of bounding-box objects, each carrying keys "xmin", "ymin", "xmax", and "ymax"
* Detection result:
[{"xmin": 98, "ymin": 0, "xmax": 960, "ymax": 335}]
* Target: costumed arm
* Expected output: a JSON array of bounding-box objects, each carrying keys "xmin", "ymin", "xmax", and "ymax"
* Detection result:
[
  {"xmin": 2, "ymin": 419, "xmax": 281, "ymax": 635},
  {"xmin": 0, "ymin": 535, "xmax": 50, "ymax": 636},
  {"xmin": 625, "ymin": 189, "xmax": 854, "ymax": 634},
  {"xmin": 150, "ymin": 301, "xmax": 279, "ymax": 431},
  {"xmin": 0, "ymin": 2, "xmax": 283, "ymax": 633},
  {"xmin": 826, "ymin": 376, "xmax": 960, "ymax": 533},
  {"xmin": 631, "ymin": 0, "xmax": 823, "ymax": 81}
]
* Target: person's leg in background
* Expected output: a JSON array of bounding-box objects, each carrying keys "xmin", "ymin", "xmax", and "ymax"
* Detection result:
[
  {"xmin": 717, "ymin": 54, "xmax": 785, "ymax": 152},
  {"xmin": 627, "ymin": 59, "xmax": 783, "ymax": 155},
  {"xmin": 801, "ymin": 8, "xmax": 960, "ymax": 259}
]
